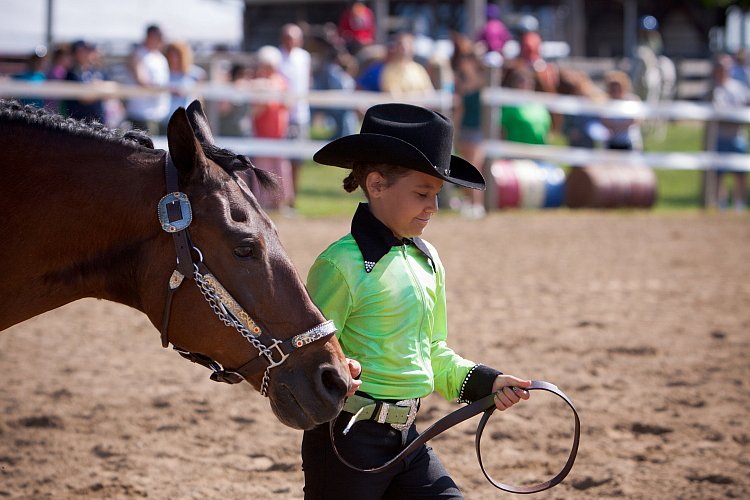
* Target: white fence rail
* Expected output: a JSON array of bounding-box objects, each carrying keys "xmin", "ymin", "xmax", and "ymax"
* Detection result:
[{"xmin": 2, "ymin": 79, "xmax": 749, "ymax": 204}]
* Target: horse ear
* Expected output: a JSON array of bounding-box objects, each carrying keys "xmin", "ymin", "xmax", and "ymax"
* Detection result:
[
  {"xmin": 166, "ymin": 106, "xmax": 209, "ymax": 182},
  {"xmin": 185, "ymin": 100, "xmax": 216, "ymax": 145}
]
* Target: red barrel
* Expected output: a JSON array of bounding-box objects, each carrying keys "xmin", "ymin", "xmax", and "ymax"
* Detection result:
[
  {"xmin": 491, "ymin": 160, "xmax": 521, "ymax": 208},
  {"xmin": 628, "ymin": 166, "xmax": 658, "ymax": 207},
  {"xmin": 565, "ymin": 165, "xmax": 657, "ymax": 208}
]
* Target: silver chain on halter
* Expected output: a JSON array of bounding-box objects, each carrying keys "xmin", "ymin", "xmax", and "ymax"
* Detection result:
[
  {"xmin": 192, "ymin": 261, "xmax": 285, "ymax": 397},
  {"xmin": 159, "ymin": 158, "xmax": 337, "ymax": 397}
]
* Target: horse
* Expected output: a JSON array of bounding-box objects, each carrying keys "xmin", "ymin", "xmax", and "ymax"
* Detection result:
[{"xmin": 0, "ymin": 99, "xmax": 354, "ymax": 430}]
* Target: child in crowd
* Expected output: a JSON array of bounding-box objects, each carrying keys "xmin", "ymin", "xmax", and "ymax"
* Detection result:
[
  {"xmin": 302, "ymin": 103, "xmax": 531, "ymax": 499},
  {"xmin": 602, "ymin": 70, "xmax": 643, "ymax": 150}
]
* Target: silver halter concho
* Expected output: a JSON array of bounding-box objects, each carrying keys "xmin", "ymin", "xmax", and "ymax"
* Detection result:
[{"xmin": 157, "ymin": 153, "xmax": 336, "ymax": 396}]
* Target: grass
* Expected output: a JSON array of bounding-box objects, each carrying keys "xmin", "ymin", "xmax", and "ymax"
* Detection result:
[
  {"xmin": 294, "ymin": 122, "xmax": 718, "ymax": 217},
  {"xmin": 643, "ymin": 121, "xmax": 705, "ymax": 210},
  {"xmin": 295, "ymin": 165, "xmax": 363, "ymax": 217}
]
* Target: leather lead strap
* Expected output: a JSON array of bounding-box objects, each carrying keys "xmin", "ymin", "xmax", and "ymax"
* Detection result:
[
  {"xmin": 475, "ymin": 380, "xmax": 580, "ymax": 494},
  {"xmin": 329, "ymin": 380, "xmax": 580, "ymax": 494}
]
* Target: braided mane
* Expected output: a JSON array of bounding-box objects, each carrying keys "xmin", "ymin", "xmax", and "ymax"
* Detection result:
[
  {"xmin": 0, "ymin": 99, "xmax": 277, "ymax": 190},
  {"xmin": 0, "ymin": 99, "xmax": 154, "ymax": 149}
]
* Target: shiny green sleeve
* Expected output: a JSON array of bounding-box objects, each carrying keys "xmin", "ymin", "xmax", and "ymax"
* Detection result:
[
  {"xmin": 306, "ymin": 256, "xmax": 352, "ymax": 342},
  {"xmin": 429, "ymin": 252, "xmax": 476, "ymax": 401}
]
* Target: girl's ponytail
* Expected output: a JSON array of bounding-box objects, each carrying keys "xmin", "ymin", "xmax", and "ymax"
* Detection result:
[
  {"xmin": 343, "ymin": 171, "xmax": 359, "ymax": 193},
  {"xmin": 343, "ymin": 163, "xmax": 410, "ymax": 197}
]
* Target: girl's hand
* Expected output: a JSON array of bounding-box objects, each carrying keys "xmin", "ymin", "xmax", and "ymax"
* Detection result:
[
  {"xmin": 345, "ymin": 358, "xmax": 362, "ymax": 397},
  {"xmin": 491, "ymin": 375, "xmax": 531, "ymax": 411}
]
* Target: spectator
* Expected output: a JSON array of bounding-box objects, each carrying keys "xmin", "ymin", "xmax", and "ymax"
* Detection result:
[
  {"xmin": 708, "ymin": 53, "xmax": 748, "ymax": 211},
  {"xmin": 250, "ymin": 46, "xmax": 295, "ymax": 212},
  {"xmin": 217, "ymin": 63, "xmax": 253, "ymax": 137},
  {"xmin": 730, "ymin": 48, "xmax": 750, "ymax": 88},
  {"xmin": 379, "ymin": 32, "xmax": 434, "ymax": 94},
  {"xmin": 64, "ymin": 40, "xmax": 106, "ymax": 123},
  {"xmin": 125, "ymin": 24, "xmax": 170, "ymax": 135},
  {"xmin": 451, "ymin": 32, "xmax": 487, "ymax": 219},
  {"xmin": 476, "ymin": 3, "xmax": 511, "ymax": 55},
  {"xmin": 338, "ymin": 1, "xmax": 375, "ymax": 55},
  {"xmin": 556, "ymin": 68, "xmax": 609, "ymax": 148},
  {"xmin": 208, "ymin": 43, "xmax": 234, "ymax": 84},
  {"xmin": 12, "ymin": 51, "xmax": 47, "ymax": 109},
  {"xmin": 312, "ymin": 32, "xmax": 359, "ymax": 140},
  {"xmin": 47, "ymin": 45, "xmax": 71, "ymax": 81},
  {"xmin": 515, "ymin": 28, "xmax": 558, "ymax": 94},
  {"xmin": 499, "ymin": 64, "xmax": 551, "ymax": 145},
  {"xmin": 355, "ymin": 44, "xmax": 387, "ymax": 91},
  {"xmin": 602, "ymin": 70, "xmax": 643, "ymax": 151},
  {"xmin": 634, "ymin": 15, "xmax": 676, "ymax": 101},
  {"xmin": 278, "ymin": 23, "xmax": 312, "ymax": 207},
  {"xmin": 164, "ymin": 41, "xmax": 199, "ymax": 118},
  {"xmin": 46, "ymin": 44, "xmax": 72, "ymax": 114}
]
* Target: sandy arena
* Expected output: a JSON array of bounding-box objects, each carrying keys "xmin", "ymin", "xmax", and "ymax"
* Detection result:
[{"xmin": 1, "ymin": 211, "xmax": 748, "ymax": 499}]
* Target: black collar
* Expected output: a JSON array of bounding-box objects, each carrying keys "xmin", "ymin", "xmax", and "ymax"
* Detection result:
[{"xmin": 351, "ymin": 203, "xmax": 435, "ymax": 273}]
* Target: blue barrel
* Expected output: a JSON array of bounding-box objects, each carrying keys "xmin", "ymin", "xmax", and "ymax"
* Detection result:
[{"xmin": 539, "ymin": 161, "xmax": 566, "ymax": 208}]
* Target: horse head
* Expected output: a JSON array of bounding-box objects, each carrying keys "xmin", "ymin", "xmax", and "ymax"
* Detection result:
[{"xmin": 143, "ymin": 101, "xmax": 351, "ymax": 429}]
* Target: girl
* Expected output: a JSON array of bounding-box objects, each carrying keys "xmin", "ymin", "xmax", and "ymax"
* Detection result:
[{"xmin": 302, "ymin": 103, "xmax": 531, "ymax": 499}]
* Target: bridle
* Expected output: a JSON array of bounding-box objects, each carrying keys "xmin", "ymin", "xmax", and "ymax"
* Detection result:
[{"xmin": 157, "ymin": 153, "xmax": 336, "ymax": 396}]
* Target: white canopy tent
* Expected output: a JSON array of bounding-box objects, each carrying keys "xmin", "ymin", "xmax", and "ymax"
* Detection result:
[{"xmin": 0, "ymin": 0, "xmax": 244, "ymax": 55}]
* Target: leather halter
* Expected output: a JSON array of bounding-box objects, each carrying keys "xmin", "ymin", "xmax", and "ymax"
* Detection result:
[
  {"xmin": 158, "ymin": 153, "xmax": 336, "ymax": 395},
  {"xmin": 330, "ymin": 380, "xmax": 580, "ymax": 494}
]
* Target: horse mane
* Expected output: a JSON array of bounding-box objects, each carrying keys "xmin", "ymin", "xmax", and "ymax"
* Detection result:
[
  {"xmin": 0, "ymin": 99, "xmax": 278, "ymax": 193},
  {"xmin": 0, "ymin": 99, "xmax": 154, "ymax": 149},
  {"xmin": 202, "ymin": 143, "xmax": 279, "ymax": 193}
]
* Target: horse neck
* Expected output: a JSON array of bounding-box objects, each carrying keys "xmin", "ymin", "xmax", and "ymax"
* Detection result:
[{"xmin": 0, "ymin": 127, "xmax": 167, "ymax": 328}]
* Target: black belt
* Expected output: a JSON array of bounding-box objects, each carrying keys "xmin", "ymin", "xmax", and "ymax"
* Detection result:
[{"xmin": 330, "ymin": 380, "xmax": 580, "ymax": 494}]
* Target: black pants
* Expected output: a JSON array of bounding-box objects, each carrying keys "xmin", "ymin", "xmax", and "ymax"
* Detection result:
[{"xmin": 302, "ymin": 414, "xmax": 463, "ymax": 499}]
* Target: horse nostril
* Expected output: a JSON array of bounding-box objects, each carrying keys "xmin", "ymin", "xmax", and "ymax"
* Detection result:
[{"xmin": 319, "ymin": 365, "xmax": 348, "ymax": 401}]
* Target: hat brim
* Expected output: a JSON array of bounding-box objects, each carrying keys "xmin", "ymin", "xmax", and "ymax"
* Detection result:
[{"xmin": 313, "ymin": 133, "xmax": 485, "ymax": 190}]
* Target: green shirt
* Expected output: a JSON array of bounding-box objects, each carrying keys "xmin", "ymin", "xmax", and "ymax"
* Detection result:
[
  {"xmin": 500, "ymin": 103, "xmax": 551, "ymax": 144},
  {"xmin": 306, "ymin": 204, "xmax": 476, "ymax": 401}
]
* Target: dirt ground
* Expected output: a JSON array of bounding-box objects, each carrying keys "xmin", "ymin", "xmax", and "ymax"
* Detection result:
[{"xmin": 1, "ymin": 211, "xmax": 748, "ymax": 499}]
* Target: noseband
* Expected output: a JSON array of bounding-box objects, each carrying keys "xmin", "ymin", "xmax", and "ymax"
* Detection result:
[{"xmin": 157, "ymin": 153, "xmax": 336, "ymax": 396}]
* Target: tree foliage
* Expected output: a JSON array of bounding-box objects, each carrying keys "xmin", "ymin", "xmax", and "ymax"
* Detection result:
[{"xmin": 700, "ymin": 0, "xmax": 750, "ymax": 9}]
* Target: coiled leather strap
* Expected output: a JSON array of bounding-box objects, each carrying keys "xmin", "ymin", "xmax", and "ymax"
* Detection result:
[{"xmin": 330, "ymin": 380, "xmax": 580, "ymax": 494}]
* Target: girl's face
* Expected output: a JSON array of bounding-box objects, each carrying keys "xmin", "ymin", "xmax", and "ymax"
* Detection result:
[{"xmin": 368, "ymin": 170, "xmax": 443, "ymax": 239}]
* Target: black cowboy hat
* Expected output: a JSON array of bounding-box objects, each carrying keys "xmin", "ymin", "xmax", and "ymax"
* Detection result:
[{"xmin": 313, "ymin": 103, "xmax": 486, "ymax": 190}]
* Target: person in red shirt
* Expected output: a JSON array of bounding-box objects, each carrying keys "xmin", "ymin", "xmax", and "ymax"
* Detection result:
[
  {"xmin": 338, "ymin": 1, "xmax": 375, "ymax": 54},
  {"xmin": 249, "ymin": 45, "xmax": 295, "ymax": 211}
]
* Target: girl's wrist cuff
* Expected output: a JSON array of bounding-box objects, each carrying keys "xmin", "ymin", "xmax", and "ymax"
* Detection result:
[{"xmin": 458, "ymin": 364, "xmax": 502, "ymax": 403}]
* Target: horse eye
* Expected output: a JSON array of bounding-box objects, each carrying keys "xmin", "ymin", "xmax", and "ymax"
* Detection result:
[{"xmin": 233, "ymin": 245, "xmax": 255, "ymax": 259}]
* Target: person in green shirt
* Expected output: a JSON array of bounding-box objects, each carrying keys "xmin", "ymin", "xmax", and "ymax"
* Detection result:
[
  {"xmin": 500, "ymin": 64, "xmax": 552, "ymax": 145},
  {"xmin": 302, "ymin": 103, "xmax": 531, "ymax": 499}
]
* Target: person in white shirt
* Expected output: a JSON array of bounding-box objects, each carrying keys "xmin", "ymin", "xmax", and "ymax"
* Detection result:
[
  {"xmin": 126, "ymin": 25, "xmax": 171, "ymax": 135},
  {"xmin": 278, "ymin": 23, "xmax": 312, "ymax": 207}
]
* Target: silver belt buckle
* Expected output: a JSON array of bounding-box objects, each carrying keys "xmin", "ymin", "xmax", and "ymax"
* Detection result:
[{"xmin": 390, "ymin": 399, "xmax": 419, "ymax": 431}]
